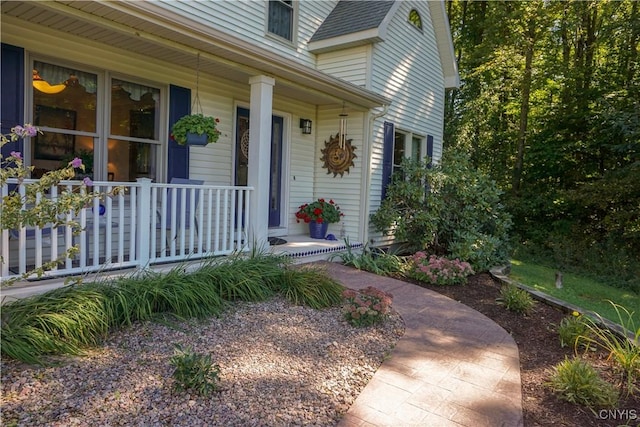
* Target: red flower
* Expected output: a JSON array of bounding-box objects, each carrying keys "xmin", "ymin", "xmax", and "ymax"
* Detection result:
[{"xmin": 295, "ymin": 198, "xmax": 343, "ymax": 224}]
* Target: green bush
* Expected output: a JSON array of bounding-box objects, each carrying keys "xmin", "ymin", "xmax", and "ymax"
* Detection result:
[
  {"xmin": 547, "ymin": 357, "xmax": 618, "ymax": 409},
  {"xmin": 370, "ymin": 149, "xmax": 512, "ymax": 271},
  {"xmin": 170, "ymin": 345, "xmax": 220, "ymax": 396},
  {"xmin": 497, "ymin": 285, "xmax": 536, "ymax": 314}
]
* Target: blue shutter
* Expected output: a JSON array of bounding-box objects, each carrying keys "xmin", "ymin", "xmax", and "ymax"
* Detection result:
[
  {"xmin": 425, "ymin": 135, "xmax": 434, "ymax": 195},
  {"xmin": 426, "ymin": 135, "xmax": 434, "ymax": 168},
  {"xmin": 167, "ymin": 85, "xmax": 190, "ymax": 181},
  {"xmin": 1, "ymin": 43, "xmax": 25, "ymax": 159},
  {"xmin": 381, "ymin": 121, "xmax": 394, "ymax": 200}
]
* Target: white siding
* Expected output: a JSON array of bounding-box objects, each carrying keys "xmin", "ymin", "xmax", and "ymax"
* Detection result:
[
  {"xmin": 151, "ymin": 0, "xmax": 337, "ymax": 69},
  {"xmin": 367, "ymin": 1, "xmax": 447, "ymax": 246},
  {"xmin": 310, "ymin": 106, "xmax": 365, "ymax": 240},
  {"xmin": 316, "ymin": 45, "xmax": 370, "ymax": 87}
]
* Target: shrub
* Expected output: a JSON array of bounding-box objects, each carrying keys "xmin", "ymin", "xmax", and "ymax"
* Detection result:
[
  {"xmin": 408, "ymin": 252, "xmax": 474, "ymax": 285},
  {"xmin": 497, "ymin": 285, "xmax": 536, "ymax": 314},
  {"xmin": 1, "ymin": 124, "xmax": 118, "ymax": 284},
  {"xmin": 547, "ymin": 357, "xmax": 618, "ymax": 409},
  {"xmin": 170, "ymin": 345, "xmax": 220, "ymax": 396},
  {"xmin": 370, "ymin": 149, "xmax": 512, "ymax": 272},
  {"xmin": 342, "ymin": 286, "xmax": 393, "ymax": 327}
]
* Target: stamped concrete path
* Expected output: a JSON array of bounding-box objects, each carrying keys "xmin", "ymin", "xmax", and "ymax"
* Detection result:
[{"xmin": 318, "ymin": 262, "xmax": 524, "ymax": 427}]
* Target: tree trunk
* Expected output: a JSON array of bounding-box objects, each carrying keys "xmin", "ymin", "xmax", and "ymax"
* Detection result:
[{"xmin": 512, "ymin": 21, "xmax": 536, "ymax": 195}]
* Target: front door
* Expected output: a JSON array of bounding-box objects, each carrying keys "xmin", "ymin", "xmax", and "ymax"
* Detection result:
[{"xmin": 235, "ymin": 107, "xmax": 283, "ymax": 228}]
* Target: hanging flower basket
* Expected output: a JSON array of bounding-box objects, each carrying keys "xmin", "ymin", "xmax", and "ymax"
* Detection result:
[
  {"xmin": 170, "ymin": 114, "xmax": 220, "ymax": 146},
  {"xmin": 186, "ymin": 132, "xmax": 209, "ymax": 146}
]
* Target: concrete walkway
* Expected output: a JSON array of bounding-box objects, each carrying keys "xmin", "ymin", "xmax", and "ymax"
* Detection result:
[{"xmin": 320, "ymin": 262, "xmax": 523, "ymax": 427}]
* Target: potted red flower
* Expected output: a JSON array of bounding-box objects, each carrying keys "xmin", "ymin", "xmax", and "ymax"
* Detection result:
[{"xmin": 295, "ymin": 198, "xmax": 343, "ymax": 239}]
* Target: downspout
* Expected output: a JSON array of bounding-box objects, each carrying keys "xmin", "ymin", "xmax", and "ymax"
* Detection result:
[{"xmin": 359, "ymin": 104, "xmax": 389, "ymax": 247}]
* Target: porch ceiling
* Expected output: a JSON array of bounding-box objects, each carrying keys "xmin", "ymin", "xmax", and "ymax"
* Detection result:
[{"xmin": 1, "ymin": 1, "xmax": 390, "ymax": 110}]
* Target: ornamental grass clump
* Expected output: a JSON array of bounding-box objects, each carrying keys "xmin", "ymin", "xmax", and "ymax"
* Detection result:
[
  {"xmin": 547, "ymin": 357, "xmax": 618, "ymax": 409},
  {"xmin": 576, "ymin": 302, "xmax": 640, "ymax": 396},
  {"xmin": 557, "ymin": 313, "xmax": 592, "ymax": 349},
  {"xmin": 497, "ymin": 284, "xmax": 536, "ymax": 314},
  {"xmin": 409, "ymin": 252, "xmax": 474, "ymax": 285},
  {"xmin": 342, "ymin": 286, "xmax": 393, "ymax": 327}
]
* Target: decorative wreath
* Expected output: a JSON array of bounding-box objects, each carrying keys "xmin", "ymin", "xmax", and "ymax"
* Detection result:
[
  {"xmin": 240, "ymin": 130, "xmax": 250, "ymax": 159},
  {"xmin": 320, "ymin": 133, "xmax": 357, "ymax": 177}
]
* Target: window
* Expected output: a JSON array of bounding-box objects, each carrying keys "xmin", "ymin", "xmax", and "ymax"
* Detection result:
[
  {"xmin": 382, "ymin": 121, "xmax": 427, "ymax": 200},
  {"xmin": 393, "ymin": 131, "xmax": 423, "ymax": 176},
  {"xmin": 109, "ymin": 79, "xmax": 161, "ymax": 182},
  {"xmin": 30, "ymin": 60, "xmax": 163, "ymax": 182},
  {"xmin": 32, "ymin": 61, "xmax": 98, "ymax": 178},
  {"xmin": 409, "ymin": 9, "xmax": 422, "ymax": 30},
  {"xmin": 268, "ymin": 0, "xmax": 294, "ymax": 41}
]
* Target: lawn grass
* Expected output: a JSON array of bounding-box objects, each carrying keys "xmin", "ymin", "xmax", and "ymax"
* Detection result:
[{"xmin": 509, "ymin": 258, "xmax": 640, "ymax": 326}]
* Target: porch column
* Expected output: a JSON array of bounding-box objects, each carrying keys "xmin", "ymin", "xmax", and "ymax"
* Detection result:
[{"xmin": 247, "ymin": 75, "xmax": 275, "ymax": 249}]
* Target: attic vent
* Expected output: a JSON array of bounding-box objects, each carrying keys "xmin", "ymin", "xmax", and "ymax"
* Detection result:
[{"xmin": 409, "ymin": 9, "xmax": 422, "ymax": 30}]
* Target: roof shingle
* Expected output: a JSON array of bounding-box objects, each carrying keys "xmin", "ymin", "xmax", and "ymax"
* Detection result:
[{"xmin": 309, "ymin": 1, "xmax": 395, "ymax": 42}]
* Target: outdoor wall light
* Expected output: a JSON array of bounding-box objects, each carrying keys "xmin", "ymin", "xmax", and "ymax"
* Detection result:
[{"xmin": 300, "ymin": 118, "xmax": 312, "ymax": 134}]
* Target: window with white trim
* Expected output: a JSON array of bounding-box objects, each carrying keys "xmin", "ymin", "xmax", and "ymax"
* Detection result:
[
  {"xmin": 31, "ymin": 60, "xmax": 163, "ymax": 182},
  {"xmin": 393, "ymin": 131, "xmax": 424, "ymax": 176},
  {"xmin": 268, "ymin": 0, "xmax": 294, "ymax": 41}
]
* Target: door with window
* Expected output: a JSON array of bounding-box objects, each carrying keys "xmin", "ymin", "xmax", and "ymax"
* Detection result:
[{"xmin": 235, "ymin": 107, "xmax": 284, "ymax": 228}]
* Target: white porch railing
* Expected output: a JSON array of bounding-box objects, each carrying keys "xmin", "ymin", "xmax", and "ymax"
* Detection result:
[{"xmin": 0, "ymin": 178, "xmax": 253, "ymax": 282}]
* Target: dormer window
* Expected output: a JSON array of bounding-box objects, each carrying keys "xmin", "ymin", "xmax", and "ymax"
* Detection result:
[
  {"xmin": 268, "ymin": 0, "xmax": 293, "ymax": 41},
  {"xmin": 409, "ymin": 9, "xmax": 422, "ymax": 30}
]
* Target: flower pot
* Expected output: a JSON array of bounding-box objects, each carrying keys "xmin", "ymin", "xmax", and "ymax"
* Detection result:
[
  {"xmin": 309, "ymin": 221, "xmax": 329, "ymax": 239},
  {"xmin": 186, "ymin": 132, "xmax": 209, "ymax": 146}
]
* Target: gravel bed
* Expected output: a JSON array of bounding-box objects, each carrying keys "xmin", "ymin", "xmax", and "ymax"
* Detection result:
[{"xmin": 1, "ymin": 296, "xmax": 405, "ymax": 426}]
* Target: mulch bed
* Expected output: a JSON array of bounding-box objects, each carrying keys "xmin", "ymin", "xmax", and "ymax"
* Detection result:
[{"xmin": 409, "ymin": 273, "xmax": 639, "ymax": 427}]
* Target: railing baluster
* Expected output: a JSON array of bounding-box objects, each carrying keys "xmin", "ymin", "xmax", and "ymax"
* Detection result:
[{"xmin": 2, "ymin": 179, "xmax": 252, "ymax": 282}]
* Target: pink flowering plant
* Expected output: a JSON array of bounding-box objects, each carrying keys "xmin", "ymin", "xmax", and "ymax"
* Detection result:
[
  {"xmin": 1, "ymin": 124, "xmax": 118, "ymax": 284},
  {"xmin": 409, "ymin": 252, "xmax": 474, "ymax": 286},
  {"xmin": 342, "ymin": 286, "xmax": 393, "ymax": 327}
]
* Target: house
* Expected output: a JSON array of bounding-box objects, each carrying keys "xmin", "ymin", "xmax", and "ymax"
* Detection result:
[{"xmin": 0, "ymin": 0, "xmax": 458, "ymax": 289}]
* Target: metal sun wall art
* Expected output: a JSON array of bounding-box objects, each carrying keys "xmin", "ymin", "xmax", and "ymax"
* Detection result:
[{"xmin": 320, "ymin": 133, "xmax": 357, "ymax": 177}]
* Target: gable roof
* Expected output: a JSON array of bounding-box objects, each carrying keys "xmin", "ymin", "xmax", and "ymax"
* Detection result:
[
  {"xmin": 309, "ymin": 1, "xmax": 395, "ymax": 43},
  {"xmin": 308, "ymin": 0, "xmax": 459, "ymax": 89}
]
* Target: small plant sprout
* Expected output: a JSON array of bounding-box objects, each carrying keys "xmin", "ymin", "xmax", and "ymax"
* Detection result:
[{"xmin": 170, "ymin": 344, "xmax": 220, "ymax": 396}]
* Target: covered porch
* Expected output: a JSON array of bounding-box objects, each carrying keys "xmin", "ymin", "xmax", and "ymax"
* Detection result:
[{"xmin": 0, "ymin": 177, "xmax": 362, "ymax": 300}]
